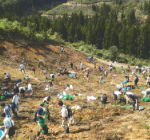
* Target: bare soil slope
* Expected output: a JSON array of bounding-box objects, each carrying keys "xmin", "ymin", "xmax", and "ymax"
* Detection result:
[{"xmin": 0, "ymin": 39, "xmax": 149, "ymax": 140}]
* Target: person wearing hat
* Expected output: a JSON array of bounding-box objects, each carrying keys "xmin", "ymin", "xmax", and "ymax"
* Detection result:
[
  {"xmin": 123, "ymin": 91, "xmax": 133, "ymax": 104},
  {"xmin": 58, "ymin": 100, "xmax": 69, "ymax": 133},
  {"xmin": 43, "ymin": 96, "xmax": 51, "ymax": 122},
  {"xmin": 128, "ymin": 94, "xmax": 139, "ymax": 111},
  {"xmin": 24, "ymin": 75, "xmax": 30, "ymax": 84},
  {"xmin": 4, "ymin": 73, "xmax": 11, "ymax": 80},
  {"xmin": 116, "ymin": 84, "xmax": 122, "ymax": 91},
  {"xmin": 19, "ymin": 86, "xmax": 26, "ymax": 98},
  {"xmin": 142, "ymin": 88, "xmax": 150, "ymax": 98},
  {"xmin": 0, "ymin": 113, "xmax": 15, "ymax": 140},
  {"xmin": 49, "ymin": 80, "xmax": 53, "ymax": 93},
  {"xmin": 113, "ymin": 91, "xmax": 122, "ymax": 103},
  {"xmin": 12, "ymin": 93, "xmax": 20, "ymax": 113},
  {"xmin": 37, "ymin": 102, "xmax": 46, "ymax": 139},
  {"xmin": 1, "ymin": 103, "xmax": 11, "ymax": 118}
]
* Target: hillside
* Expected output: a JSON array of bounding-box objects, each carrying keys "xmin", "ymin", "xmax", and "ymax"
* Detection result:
[{"xmin": 0, "ymin": 39, "xmax": 150, "ymax": 140}]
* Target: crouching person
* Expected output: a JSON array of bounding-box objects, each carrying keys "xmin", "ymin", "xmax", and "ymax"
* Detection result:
[
  {"xmin": 0, "ymin": 113, "xmax": 15, "ymax": 140},
  {"xmin": 58, "ymin": 100, "xmax": 69, "ymax": 133},
  {"xmin": 100, "ymin": 94, "xmax": 107, "ymax": 106},
  {"xmin": 128, "ymin": 94, "xmax": 139, "ymax": 111}
]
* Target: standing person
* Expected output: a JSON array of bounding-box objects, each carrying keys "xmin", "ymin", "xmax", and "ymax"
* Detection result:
[
  {"xmin": 36, "ymin": 102, "xmax": 46, "ymax": 139},
  {"xmin": 13, "ymin": 85, "xmax": 19, "ymax": 95},
  {"xmin": 58, "ymin": 100, "xmax": 69, "ymax": 133},
  {"xmin": 12, "ymin": 93, "xmax": 20, "ymax": 113},
  {"xmin": 128, "ymin": 65, "xmax": 130, "ymax": 71},
  {"xmin": 134, "ymin": 75, "xmax": 139, "ymax": 86},
  {"xmin": 139, "ymin": 67, "xmax": 141, "ymax": 74},
  {"xmin": 27, "ymin": 83, "xmax": 33, "ymax": 97},
  {"xmin": 121, "ymin": 64, "xmax": 123, "ymax": 70},
  {"xmin": 20, "ymin": 64, "xmax": 25, "ymax": 73},
  {"xmin": 49, "ymin": 80, "xmax": 53, "ymax": 93},
  {"xmin": 146, "ymin": 75, "xmax": 150, "ymax": 87},
  {"xmin": 9, "ymin": 102, "xmax": 17, "ymax": 117},
  {"xmin": 38, "ymin": 60, "xmax": 43, "ymax": 67},
  {"xmin": 80, "ymin": 62, "xmax": 83, "ymax": 71},
  {"xmin": 128, "ymin": 94, "xmax": 139, "ymax": 111},
  {"xmin": 104, "ymin": 70, "xmax": 108, "ymax": 78},
  {"xmin": 23, "ymin": 58, "xmax": 27, "ymax": 65},
  {"xmin": 43, "ymin": 70, "xmax": 47, "ymax": 80},
  {"xmin": 113, "ymin": 73, "xmax": 116, "ymax": 82},
  {"xmin": 86, "ymin": 72, "xmax": 89, "ymax": 82},
  {"xmin": 136, "ymin": 66, "xmax": 139, "ymax": 72},
  {"xmin": 109, "ymin": 65, "xmax": 113, "ymax": 73},
  {"xmin": 125, "ymin": 75, "xmax": 129, "ymax": 82},
  {"xmin": 31, "ymin": 67, "xmax": 36, "ymax": 74},
  {"xmin": 98, "ymin": 66, "xmax": 101, "ymax": 73},
  {"xmin": 0, "ymin": 113, "xmax": 15, "ymax": 140},
  {"xmin": 93, "ymin": 58, "xmax": 96, "ymax": 68},
  {"xmin": 1, "ymin": 103, "xmax": 11, "ymax": 118},
  {"xmin": 61, "ymin": 47, "xmax": 65, "ymax": 53},
  {"xmin": 70, "ymin": 62, "xmax": 73, "ymax": 69}
]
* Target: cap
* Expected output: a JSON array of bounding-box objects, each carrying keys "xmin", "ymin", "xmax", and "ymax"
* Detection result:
[{"xmin": 40, "ymin": 102, "xmax": 44, "ymax": 106}]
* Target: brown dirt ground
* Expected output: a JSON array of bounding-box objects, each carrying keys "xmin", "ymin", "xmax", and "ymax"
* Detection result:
[{"xmin": 0, "ymin": 39, "xmax": 150, "ymax": 140}]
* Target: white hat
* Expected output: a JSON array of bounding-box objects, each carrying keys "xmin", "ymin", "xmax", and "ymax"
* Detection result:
[{"xmin": 142, "ymin": 91, "xmax": 146, "ymax": 95}]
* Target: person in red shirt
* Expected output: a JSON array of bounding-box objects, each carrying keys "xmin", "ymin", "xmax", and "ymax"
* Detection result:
[{"xmin": 31, "ymin": 67, "xmax": 36, "ymax": 74}]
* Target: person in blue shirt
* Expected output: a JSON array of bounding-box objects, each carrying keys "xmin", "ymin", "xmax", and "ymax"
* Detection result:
[
  {"xmin": 20, "ymin": 64, "xmax": 25, "ymax": 73},
  {"xmin": 23, "ymin": 58, "xmax": 27, "ymax": 64},
  {"xmin": 4, "ymin": 73, "xmax": 11, "ymax": 80},
  {"xmin": 1, "ymin": 103, "xmax": 11, "ymax": 118},
  {"xmin": 134, "ymin": 75, "xmax": 139, "ymax": 86},
  {"xmin": 128, "ymin": 94, "xmax": 139, "ymax": 111}
]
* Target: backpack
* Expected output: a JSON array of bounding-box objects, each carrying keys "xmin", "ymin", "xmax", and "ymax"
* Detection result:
[{"xmin": 66, "ymin": 106, "xmax": 72, "ymax": 118}]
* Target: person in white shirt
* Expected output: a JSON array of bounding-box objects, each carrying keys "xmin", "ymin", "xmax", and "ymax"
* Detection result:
[
  {"xmin": 12, "ymin": 93, "xmax": 20, "ymax": 112},
  {"xmin": 80, "ymin": 63, "xmax": 83, "ymax": 71},
  {"xmin": 58, "ymin": 100, "xmax": 69, "ymax": 133},
  {"xmin": 124, "ymin": 91, "xmax": 133, "ymax": 103},
  {"xmin": 136, "ymin": 66, "xmax": 139, "ymax": 71},
  {"xmin": 28, "ymin": 83, "xmax": 33, "ymax": 97},
  {"xmin": 142, "ymin": 88, "xmax": 150, "ymax": 98},
  {"xmin": 0, "ymin": 113, "xmax": 15, "ymax": 140},
  {"xmin": 146, "ymin": 75, "xmax": 150, "ymax": 87},
  {"xmin": 113, "ymin": 91, "xmax": 122, "ymax": 103},
  {"xmin": 116, "ymin": 84, "xmax": 122, "ymax": 91}
]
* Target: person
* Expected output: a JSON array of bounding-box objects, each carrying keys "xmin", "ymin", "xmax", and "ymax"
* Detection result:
[
  {"xmin": 132, "ymin": 69, "xmax": 135, "ymax": 75},
  {"xmin": 62, "ymin": 68, "xmax": 67, "ymax": 73},
  {"xmin": 1, "ymin": 103, "xmax": 11, "ymax": 118},
  {"xmin": 101, "ymin": 67, "xmax": 104, "ymax": 72},
  {"xmin": 20, "ymin": 64, "xmax": 25, "ymax": 73},
  {"xmin": 123, "ymin": 91, "xmax": 133, "ymax": 104},
  {"xmin": 99, "ymin": 76, "xmax": 103, "ymax": 83},
  {"xmin": 24, "ymin": 75, "xmax": 30, "ymax": 84},
  {"xmin": 123, "ymin": 70, "xmax": 126, "ymax": 74},
  {"xmin": 19, "ymin": 86, "xmax": 25, "ymax": 98},
  {"xmin": 38, "ymin": 60, "xmax": 43, "ymax": 67},
  {"xmin": 4, "ymin": 73, "xmax": 11, "ymax": 80},
  {"xmin": 136, "ymin": 66, "xmax": 139, "ymax": 72},
  {"xmin": 121, "ymin": 65, "xmax": 123, "ymax": 70},
  {"xmin": 104, "ymin": 70, "xmax": 108, "ymax": 78},
  {"xmin": 28, "ymin": 83, "xmax": 33, "ymax": 97},
  {"xmin": 16, "ymin": 79, "xmax": 22, "ymax": 87},
  {"xmin": 49, "ymin": 80, "xmax": 53, "ymax": 93},
  {"xmin": 128, "ymin": 94, "xmax": 139, "ymax": 111},
  {"xmin": 23, "ymin": 58, "xmax": 27, "ymax": 64},
  {"xmin": 61, "ymin": 47, "xmax": 65, "ymax": 53},
  {"xmin": 100, "ymin": 94, "xmax": 107, "ymax": 105},
  {"xmin": 125, "ymin": 75, "xmax": 129, "ymax": 82},
  {"xmin": 142, "ymin": 88, "xmax": 150, "ymax": 98},
  {"xmin": 2, "ymin": 87, "xmax": 9, "ymax": 94},
  {"xmin": 43, "ymin": 97, "xmax": 51, "ymax": 122},
  {"xmin": 31, "ymin": 67, "xmax": 36, "ymax": 74},
  {"xmin": 43, "ymin": 70, "xmax": 47, "ymax": 79},
  {"xmin": 86, "ymin": 72, "xmax": 89, "ymax": 82},
  {"xmin": 113, "ymin": 91, "xmax": 122, "ymax": 103},
  {"xmin": 116, "ymin": 84, "xmax": 122, "ymax": 91},
  {"xmin": 139, "ymin": 67, "xmax": 141, "ymax": 74},
  {"xmin": 85, "ymin": 68, "xmax": 89, "ymax": 74},
  {"xmin": 58, "ymin": 100, "xmax": 69, "ymax": 133},
  {"xmin": 80, "ymin": 63, "xmax": 83, "ymax": 71},
  {"xmin": 128, "ymin": 65, "xmax": 130, "ymax": 71},
  {"xmin": 147, "ymin": 75, "xmax": 150, "ymax": 87},
  {"xmin": 58, "ymin": 67, "xmax": 62, "ymax": 73},
  {"xmin": 36, "ymin": 102, "xmax": 46, "ymax": 139},
  {"xmin": 93, "ymin": 58, "xmax": 96, "ymax": 68},
  {"xmin": 13, "ymin": 85, "xmax": 19, "ymax": 95},
  {"xmin": 143, "ymin": 70, "xmax": 147, "ymax": 78},
  {"xmin": 134, "ymin": 75, "xmax": 139, "ymax": 86},
  {"xmin": 0, "ymin": 113, "xmax": 15, "ymax": 140},
  {"xmin": 88, "ymin": 57, "xmax": 92, "ymax": 63},
  {"xmin": 9, "ymin": 102, "xmax": 17, "ymax": 118},
  {"xmin": 113, "ymin": 73, "xmax": 116, "ymax": 81},
  {"xmin": 12, "ymin": 93, "xmax": 20, "ymax": 113},
  {"xmin": 70, "ymin": 62, "xmax": 73, "ymax": 69},
  {"xmin": 99, "ymin": 66, "xmax": 101, "ymax": 73},
  {"xmin": 109, "ymin": 65, "xmax": 113, "ymax": 72}
]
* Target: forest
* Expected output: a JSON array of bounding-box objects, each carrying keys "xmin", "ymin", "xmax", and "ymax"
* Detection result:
[{"xmin": 0, "ymin": 0, "xmax": 150, "ymax": 61}]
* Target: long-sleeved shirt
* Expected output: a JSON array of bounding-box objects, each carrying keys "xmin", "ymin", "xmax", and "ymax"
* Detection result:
[
  {"xmin": 61, "ymin": 105, "xmax": 68, "ymax": 118},
  {"xmin": 12, "ymin": 95, "xmax": 20, "ymax": 105},
  {"xmin": 134, "ymin": 77, "xmax": 139, "ymax": 82},
  {"xmin": 20, "ymin": 64, "xmax": 24, "ymax": 69}
]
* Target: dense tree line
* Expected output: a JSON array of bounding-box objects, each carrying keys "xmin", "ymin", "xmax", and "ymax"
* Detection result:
[{"xmin": 0, "ymin": 3, "xmax": 150, "ymax": 59}]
